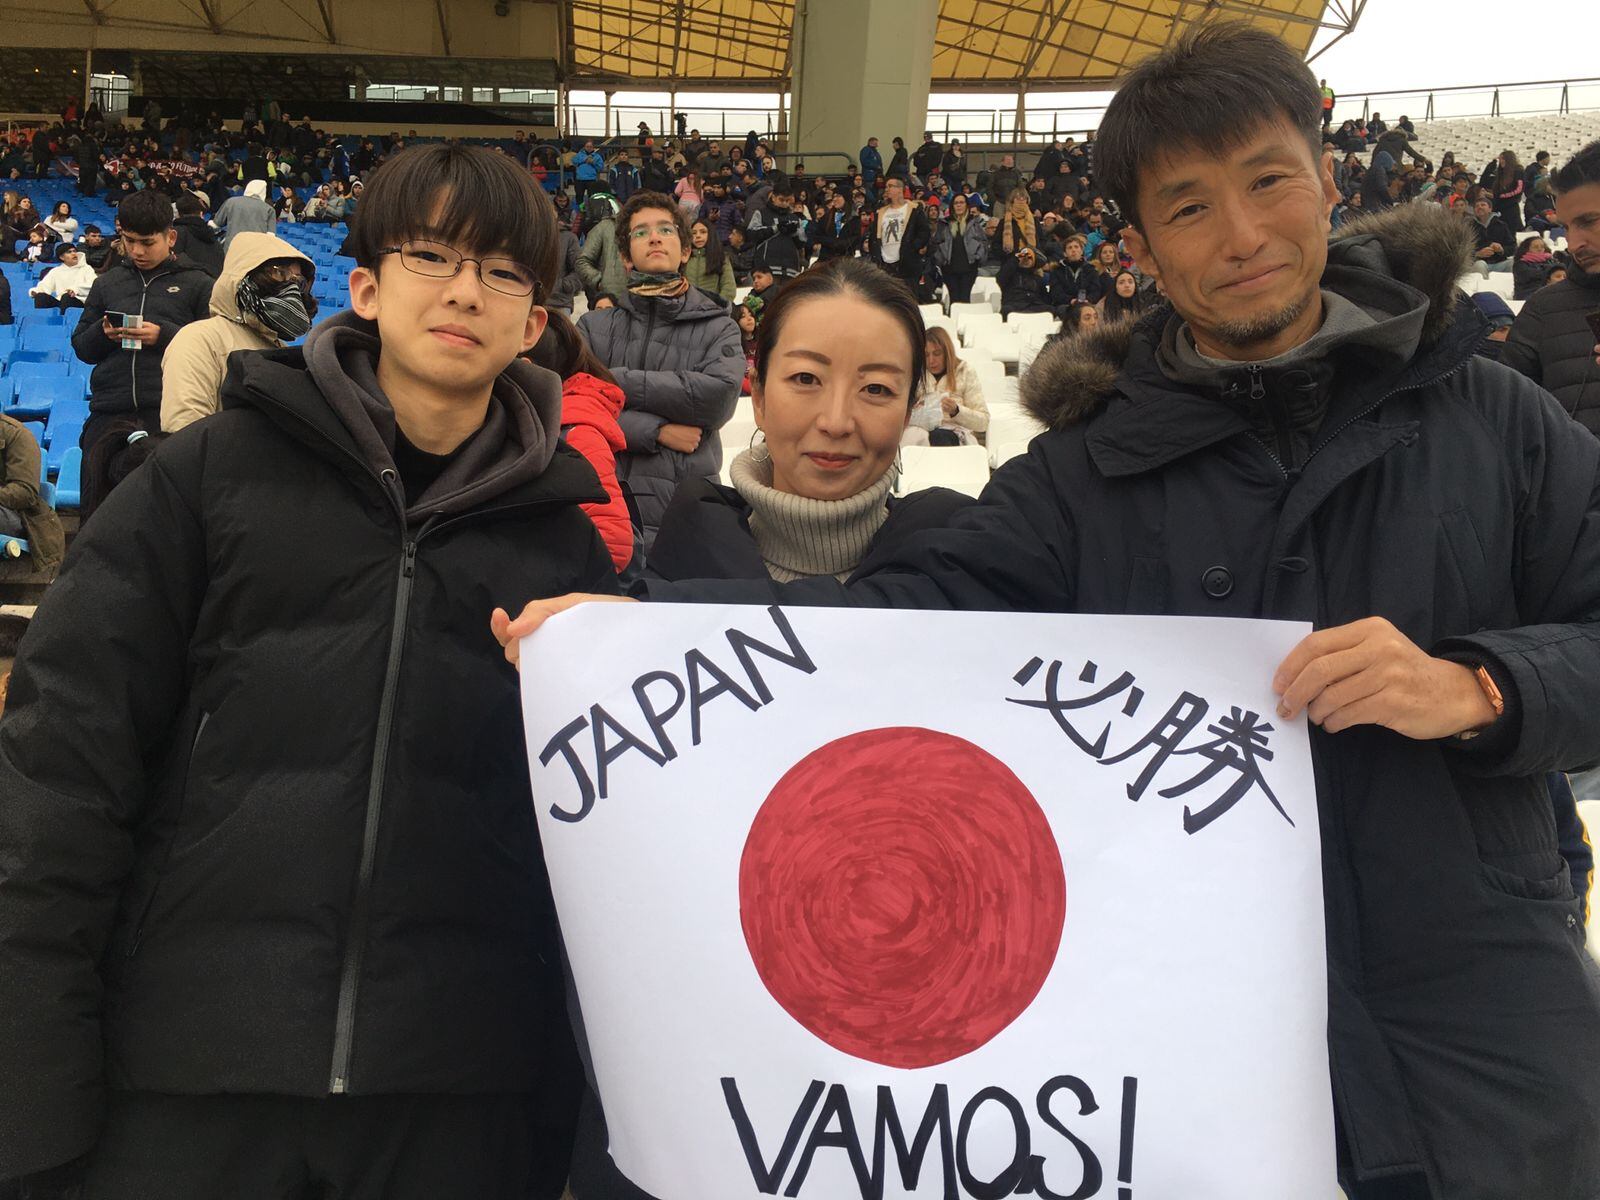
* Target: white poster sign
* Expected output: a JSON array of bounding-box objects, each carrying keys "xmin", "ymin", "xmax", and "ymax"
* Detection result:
[{"xmin": 521, "ymin": 605, "xmax": 1334, "ymax": 1200}]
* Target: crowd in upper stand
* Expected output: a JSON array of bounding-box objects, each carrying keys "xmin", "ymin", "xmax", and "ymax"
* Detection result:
[{"xmin": 1, "ymin": 89, "xmax": 1597, "ymax": 568}]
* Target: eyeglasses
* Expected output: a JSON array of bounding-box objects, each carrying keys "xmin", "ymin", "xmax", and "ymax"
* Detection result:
[
  {"xmin": 256, "ymin": 263, "xmax": 308, "ymax": 285},
  {"xmin": 628, "ymin": 223, "xmax": 681, "ymax": 242},
  {"xmin": 375, "ymin": 240, "xmax": 541, "ymax": 298}
]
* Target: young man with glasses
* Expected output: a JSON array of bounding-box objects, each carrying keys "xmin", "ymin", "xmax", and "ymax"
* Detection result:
[
  {"xmin": 578, "ymin": 190, "xmax": 743, "ymax": 562},
  {"xmin": 0, "ymin": 144, "xmax": 617, "ymax": 1199}
]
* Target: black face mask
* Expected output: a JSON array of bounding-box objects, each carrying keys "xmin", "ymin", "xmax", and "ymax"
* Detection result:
[{"xmin": 236, "ymin": 275, "xmax": 315, "ymax": 341}]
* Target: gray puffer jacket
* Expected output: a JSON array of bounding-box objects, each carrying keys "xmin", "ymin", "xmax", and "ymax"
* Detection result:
[
  {"xmin": 578, "ymin": 285, "xmax": 743, "ymax": 553},
  {"xmin": 1502, "ymin": 262, "xmax": 1600, "ymax": 434}
]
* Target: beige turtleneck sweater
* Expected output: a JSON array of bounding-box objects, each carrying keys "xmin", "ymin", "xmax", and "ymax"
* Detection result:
[{"xmin": 728, "ymin": 449, "xmax": 896, "ymax": 582}]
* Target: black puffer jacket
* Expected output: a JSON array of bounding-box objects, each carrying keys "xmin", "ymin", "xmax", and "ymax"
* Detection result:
[
  {"xmin": 1503, "ymin": 261, "xmax": 1600, "ymax": 434},
  {"xmin": 172, "ymin": 214, "xmax": 226, "ymax": 278},
  {"xmin": 0, "ymin": 342, "xmax": 617, "ymax": 1180},
  {"xmin": 70, "ymin": 256, "xmax": 212, "ymax": 415},
  {"xmin": 650, "ymin": 204, "xmax": 1600, "ymax": 1198}
]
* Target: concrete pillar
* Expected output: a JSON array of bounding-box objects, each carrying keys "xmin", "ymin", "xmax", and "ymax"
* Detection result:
[{"xmin": 790, "ymin": 0, "xmax": 938, "ymax": 169}]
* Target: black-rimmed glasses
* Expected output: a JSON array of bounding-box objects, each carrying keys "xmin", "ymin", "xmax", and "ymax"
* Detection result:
[{"xmin": 375, "ymin": 240, "xmax": 542, "ymax": 299}]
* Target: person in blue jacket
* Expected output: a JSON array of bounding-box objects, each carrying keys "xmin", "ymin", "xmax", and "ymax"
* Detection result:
[
  {"xmin": 860, "ymin": 136, "xmax": 883, "ymax": 194},
  {"xmin": 573, "ymin": 140, "xmax": 605, "ymax": 203}
]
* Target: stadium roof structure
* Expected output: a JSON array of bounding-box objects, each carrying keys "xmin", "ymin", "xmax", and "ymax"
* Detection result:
[{"xmin": 563, "ymin": 0, "xmax": 1365, "ymax": 89}]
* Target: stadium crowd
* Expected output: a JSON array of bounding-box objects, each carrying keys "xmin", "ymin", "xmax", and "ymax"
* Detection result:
[{"xmin": 2, "ymin": 18, "xmax": 1600, "ymax": 1200}]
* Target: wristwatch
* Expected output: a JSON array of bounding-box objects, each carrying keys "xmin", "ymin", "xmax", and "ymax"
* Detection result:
[{"xmin": 1454, "ymin": 664, "xmax": 1504, "ymax": 741}]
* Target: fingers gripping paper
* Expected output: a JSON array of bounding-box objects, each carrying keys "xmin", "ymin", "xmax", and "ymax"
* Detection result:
[{"xmin": 521, "ymin": 605, "xmax": 1334, "ymax": 1200}]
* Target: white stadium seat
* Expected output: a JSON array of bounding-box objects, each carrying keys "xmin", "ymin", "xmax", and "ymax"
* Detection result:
[
  {"xmin": 898, "ymin": 444, "xmax": 992, "ymax": 499},
  {"xmin": 956, "ymin": 311, "xmax": 1005, "ymax": 345}
]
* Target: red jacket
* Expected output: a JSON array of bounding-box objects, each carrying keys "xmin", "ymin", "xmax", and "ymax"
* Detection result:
[{"xmin": 561, "ymin": 372, "xmax": 633, "ymax": 571}]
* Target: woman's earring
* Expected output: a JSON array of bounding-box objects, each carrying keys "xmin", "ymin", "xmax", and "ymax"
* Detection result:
[{"xmin": 748, "ymin": 427, "xmax": 770, "ymax": 463}]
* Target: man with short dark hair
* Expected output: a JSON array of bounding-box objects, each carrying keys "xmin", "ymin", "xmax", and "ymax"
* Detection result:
[
  {"xmin": 1504, "ymin": 139, "xmax": 1600, "ymax": 433},
  {"xmin": 528, "ymin": 22, "xmax": 1600, "ymax": 1200},
  {"xmin": 912, "ymin": 131, "xmax": 943, "ymax": 182},
  {"xmin": 1, "ymin": 143, "xmax": 615, "ymax": 1198},
  {"xmin": 744, "ymin": 182, "xmax": 808, "ymax": 280},
  {"xmin": 860, "ymin": 136, "xmax": 883, "ymax": 193},
  {"xmin": 1469, "ymin": 192, "xmax": 1514, "ymax": 272},
  {"xmin": 578, "ymin": 191, "xmax": 742, "ymax": 557},
  {"xmin": 27, "ymin": 241, "xmax": 96, "ymax": 311},
  {"xmin": 71, "ymin": 188, "xmax": 211, "ymax": 516},
  {"xmin": 172, "ymin": 191, "xmax": 225, "ymax": 277}
]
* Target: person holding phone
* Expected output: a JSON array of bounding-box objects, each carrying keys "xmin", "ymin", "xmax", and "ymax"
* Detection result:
[{"xmin": 70, "ymin": 189, "xmax": 211, "ymax": 517}]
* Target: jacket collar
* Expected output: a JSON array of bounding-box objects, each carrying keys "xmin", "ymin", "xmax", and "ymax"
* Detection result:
[
  {"xmin": 220, "ymin": 346, "xmax": 605, "ymax": 514},
  {"xmin": 1021, "ymin": 202, "xmax": 1482, "ymax": 477}
]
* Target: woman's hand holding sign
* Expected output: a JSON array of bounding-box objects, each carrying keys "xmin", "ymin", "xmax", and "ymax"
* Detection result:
[{"xmin": 491, "ymin": 595, "xmax": 635, "ymax": 668}]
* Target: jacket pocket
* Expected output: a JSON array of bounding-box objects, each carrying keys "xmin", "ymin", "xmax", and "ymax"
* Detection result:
[
  {"xmin": 1452, "ymin": 770, "xmax": 1571, "ymax": 902},
  {"xmin": 1479, "ymin": 858, "xmax": 1575, "ymax": 903},
  {"xmin": 128, "ymin": 708, "xmax": 209, "ymax": 957}
]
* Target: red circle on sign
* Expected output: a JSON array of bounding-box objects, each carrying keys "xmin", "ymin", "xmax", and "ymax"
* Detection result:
[{"xmin": 738, "ymin": 726, "xmax": 1065, "ymax": 1069}]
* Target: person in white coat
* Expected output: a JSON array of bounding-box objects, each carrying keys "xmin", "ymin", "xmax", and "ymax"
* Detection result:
[
  {"xmin": 905, "ymin": 325, "xmax": 989, "ymax": 445},
  {"xmin": 27, "ymin": 242, "xmax": 98, "ymax": 311}
]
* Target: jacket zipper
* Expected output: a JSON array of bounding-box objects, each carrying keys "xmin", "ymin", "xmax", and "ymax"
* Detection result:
[
  {"xmin": 128, "ymin": 263, "xmax": 171, "ymax": 413},
  {"xmin": 328, "ymin": 479, "xmax": 434, "ymax": 1094},
  {"xmin": 1246, "ymin": 354, "xmax": 1471, "ymax": 481},
  {"xmin": 251, "ymin": 389, "xmax": 579, "ymax": 1095}
]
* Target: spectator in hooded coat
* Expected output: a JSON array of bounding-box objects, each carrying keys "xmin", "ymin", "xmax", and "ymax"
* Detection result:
[{"xmin": 214, "ymin": 178, "xmax": 277, "ymax": 246}]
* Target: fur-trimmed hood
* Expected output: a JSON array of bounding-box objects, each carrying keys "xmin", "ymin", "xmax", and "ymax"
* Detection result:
[{"xmin": 1021, "ymin": 203, "xmax": 1479, "ymax": 431}]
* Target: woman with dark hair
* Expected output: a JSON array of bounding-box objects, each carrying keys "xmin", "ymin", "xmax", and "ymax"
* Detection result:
[
  {"xmin": 1061, "ymin": 298, "xmax": 1099, "ymax": 336},
  {"xmin": 45, "ymin": 200, "xmax": 77, "ymax": 243},
  {"xmin": 273, "ymin": 185, "xmax": 304, "ymax": 221},
  {"xmin": 940, "ymin": 139, "xmax": 967, "ymax": 190},
  {"xmin": 887, "ymin": 136, "xmax": 911, "ymax": 183},
  {"xmin": 640, "ymin": 256, "xmax": 971, "ymax": 590},
  {"xmin": 732, "ymin": 301, "xmax": 758, "ymax": 393},
  {"xmin": 683, "ymin": 218, "xmax": 736, "ymax": 302},
  {"xmin": 1492, "ymin": 150, "xmax": 1526, "ymax": 234},
  {"xmin": 933, "ymin": 192, "xmax": 988, "ymax": 304},
  {"xmin": 1101, "ymin": 268, "xmax": 1151, "ymax": 322},
  {"xmin": 814, "ymin": 192, "xmax": 858, "ymax": 261},
  {"xmin": 524, "ymin": 310, "xmax": 633, "ymax": 572},
  {"xmin": 1512, "ymin": 235, "xmax": 1556, "ymax": 301}
]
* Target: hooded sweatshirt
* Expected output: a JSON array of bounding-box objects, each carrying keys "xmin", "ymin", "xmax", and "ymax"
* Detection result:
[
  {"xmin": 301, "ymin": 312, "xmax": 565, "ymax": 523},
  {"xmin": 214, "ymin": 179, "xmax": 278, "ymax": 245},
  {"xmin": 161, "ymin": 232, "xmax": 315, "ymax": 433}
]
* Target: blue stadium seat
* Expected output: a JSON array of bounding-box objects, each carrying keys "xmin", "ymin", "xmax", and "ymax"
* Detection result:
[
  {"xmin": 6, "ymin": 350, "xmax": 64, "ymax": 368},
  {"xmin": 19, "ymin": 327, "xmax": 71, "ymax": 354},
  {"xmin": 47, "ymin": 418, "xmax": 84, "ymax": 475},
  {"xmin": 19, "ymin": 420, "xmax": 46, "ymax": 446},
  {"xmin": 54, "ymin": 447, "xmax": 82, "ymax": 509},
  {"xmin": 10, "ymin": 374, "xmax": 87, "ymax": 419}
]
